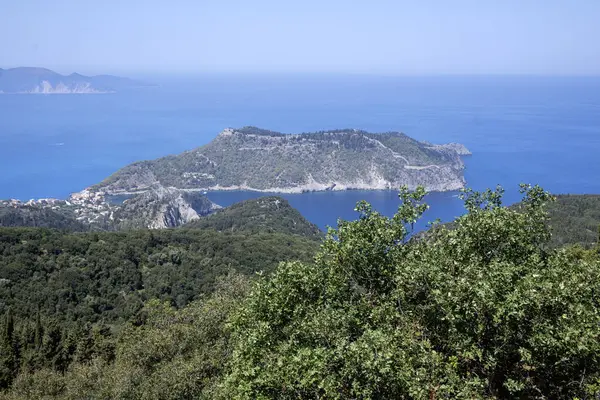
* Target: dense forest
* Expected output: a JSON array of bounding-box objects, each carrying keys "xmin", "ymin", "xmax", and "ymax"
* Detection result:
[
  {"xmin": 0, "ymin": 227, "xmax": 319, "ymax": 323},
  {"xmin": 0, "ymin": 206, "xmax": 87, "ymax": 231},
  {"xmin": 183, "ymin": 196, "xmax": 322, "ymax": 238},
  {"xmin": 1, "ymin": 187, "xmax": 600, "ymax": 398},
  {"xmin": 0, "ymin": 198, "xmax": 321, "ymax": 394},
  {"xmin": 547, "ymin": 194, "xmax": 600, "ymax": 248}
]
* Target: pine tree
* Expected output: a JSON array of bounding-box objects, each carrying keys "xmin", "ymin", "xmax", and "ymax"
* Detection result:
[
  {"xmin": 34, "ymin": 310, "xmax": 43, "ymax": 350},
  {"xmin": 0, "ymin": 308, "xmax": 16, "ymax": 389},
  {"xmin": 3, "ymin": 308, "xmax": 13, "ymax": 343}
]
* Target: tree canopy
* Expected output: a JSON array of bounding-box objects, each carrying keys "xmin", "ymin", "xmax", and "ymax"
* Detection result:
[
  {"xmin": 1, "ymin": 185, "xmax": 600, "ymax": 399},
  {"xmin": 222, "ymin": 185, "xmax": 600, "ymax": 399}
]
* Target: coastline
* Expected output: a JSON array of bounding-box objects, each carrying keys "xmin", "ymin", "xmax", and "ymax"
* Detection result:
[{"xmin": 96, "ymin": 179, "xmax": 466, "ymax": 198}]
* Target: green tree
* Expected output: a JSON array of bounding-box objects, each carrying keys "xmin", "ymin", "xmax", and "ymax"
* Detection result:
[
  {"xmin": 0, "ymin": 273, "xmax": 250, "ymax": 400},
  {"xmin": 0, "ymin": 309, "xmax": 16, "ymax": 389},
  {"xmin": 222, "ymin": 185, "xmax": 600, "ymax": 399},
  {"xmin": 3, "ymin": 310, "xmax": 13, "ymax": 344}
]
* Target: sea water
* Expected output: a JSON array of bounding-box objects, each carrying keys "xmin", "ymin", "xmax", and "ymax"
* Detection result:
[{"xmin": 1, "ymin": 74, "xmax": 599, "ymax": 230}]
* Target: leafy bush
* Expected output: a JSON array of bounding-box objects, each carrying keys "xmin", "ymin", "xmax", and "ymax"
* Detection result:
[{"xmin": 222, "ymin": 185, "xmax": 600, "ymax": 399}]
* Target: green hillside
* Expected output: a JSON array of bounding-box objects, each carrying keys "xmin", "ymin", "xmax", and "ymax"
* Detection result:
[
  {"xmin": 547, "ymin": 194, "xmax": 600, "ymax": 248},
  {"xmin": 184, "ymin": 196, "xmax": 322, "ymax": 238},
  {"xmin": 1, "ymin": 186, "xmax": 600, "ymax": 399}
]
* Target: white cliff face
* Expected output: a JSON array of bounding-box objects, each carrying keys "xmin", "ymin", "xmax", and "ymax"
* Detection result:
[
  {"xmin": 427, "ymin": 143, "xmax": 472, "ymax": 156},
  {"xmin": 25, "ymin": 81, "xmax": 110, "ymax": 94},
  {"xmin": 116, "ymin": 185, "xmax": 221, "ymax": 229},
  {"xmin": 148, "ymin": 194, "xmax": 201, "ymax": 229}
]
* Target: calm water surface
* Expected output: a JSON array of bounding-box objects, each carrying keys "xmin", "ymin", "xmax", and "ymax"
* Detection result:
[{"xmin": 1, "ymin": 74, "xmax": 599, "ymax": 230}]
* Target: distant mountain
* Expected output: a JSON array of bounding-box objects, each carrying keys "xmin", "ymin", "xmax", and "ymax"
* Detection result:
[
  {"xmin": 0, "ymin": 67, "xmax": 151, "ymax": 94},
  {"xmin": 93, "ymin": 126, "xmax": 471, "ymax": 194}
]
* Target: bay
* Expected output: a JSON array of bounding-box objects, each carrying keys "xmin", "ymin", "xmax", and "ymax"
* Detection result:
[{"xmin": 1, "ymin": 74, "xmax": 599, "ymax": 230}]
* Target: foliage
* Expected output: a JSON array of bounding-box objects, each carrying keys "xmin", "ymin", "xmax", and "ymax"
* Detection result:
[
  {"xmin": 0, "ymin": 224, "xmax": 318, "ymax": 390},
  {"xmin": 0, "ymin": 227, "xmax": 318, "ymax": 324},
  {"xmin": 0, "ymin": 206, "xmax": 86, "ymax": 231},
  {"xmin": 546, "ymin": 194, "xmax": 600, "ymax": 248},
  {"xmin": 0, "ymin": 273, "xmax": 249, "ymax": 400},
  {"xmin": 221, "ymin": 185, "xmax": 600, "ymax": 399},
  {"xmin": 2, "ymin": 185, "xmax": 600, "ymax": 399},
  {"xmin": 184, "ymin": 196, "xmax": 322, "ymax": 239}
]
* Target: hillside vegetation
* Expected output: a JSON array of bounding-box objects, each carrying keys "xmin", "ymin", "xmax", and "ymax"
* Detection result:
[
  {"xmin": 0, "ymin": 227, "xmax": 319, "ymax": 325},
  {"xmin": 0, "ymin": 206, "xmax": 88, "ymax": 231},
  {"xmin": 184, "ymin": 196, "xmax": 322, "ymax": 238},
  {"xmin": 1, "ymin": 186, "xmax": 600, "ymax": 399},
  {"xmin": 0, "ymin": 201, "xmax": 321, "ymax": 392},
  {"xmin": 547, "ymin": 194, "xmax": 600, "ymax": 248}
]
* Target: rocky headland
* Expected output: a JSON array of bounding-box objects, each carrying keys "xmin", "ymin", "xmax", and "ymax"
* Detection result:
[{"xmin": 93, "ymin": 126, "xmax": 471, "ymax": 195}]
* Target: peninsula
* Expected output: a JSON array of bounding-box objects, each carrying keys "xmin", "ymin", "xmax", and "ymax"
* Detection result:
[
  {"xmin": 0, "ymin": 67, "xmax": 150, "ymax": 94},
  {"xmin": 1, "ymin": 127, "xmax": 470, "ymax": 230},
  {"xmin": 92, "ymin": 126, "xmax": 471, "ymax": 194}
]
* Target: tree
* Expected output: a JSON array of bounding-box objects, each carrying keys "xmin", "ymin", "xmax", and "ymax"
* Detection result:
[
  {"xmin": 222, "ymin": 185, "xmax": 600, "ymax": 399},
  {"xmin": 0, "ymin": 273, "xmax": 250, "ymax": 399},
  {"xmin": 33, "ymin": 311, "xmax": 42, "ymax": 351},
  {"xmin": 3, "ymin": 309, "xmax": 13, "ymax": 345},
  {"xmin": 0, "ymin": 309, "xmax": 17, "ymax": 389}
]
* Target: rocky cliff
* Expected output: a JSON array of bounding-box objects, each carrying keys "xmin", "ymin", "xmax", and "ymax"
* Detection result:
[
  {"xmin": 0, "ymin": 187, "xmax": 220, "ymax": 230},
  {"xmin": 94, "ymin": 127, "xmax": 470, "ymax": 194},
  {"xmin": 112, "ymin": 186, "xmax": 221, "ymax": 229}
]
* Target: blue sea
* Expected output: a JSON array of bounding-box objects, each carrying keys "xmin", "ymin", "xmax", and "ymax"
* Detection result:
[{"xmin": 1, "ymin": 74, "xmax": 599, "ymax": 231}]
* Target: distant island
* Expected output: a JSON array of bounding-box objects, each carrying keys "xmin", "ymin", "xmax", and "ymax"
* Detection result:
[
  {"xmin": 0, "ymin": 67, "xmax": 151, "ymax": 94},
  {"xmin": 0, "ymin": 126, "xmax": 470, "ymax": 230},
  {"xmin": 93, "ymin": 126, "xmax": 471, "ymax": 194}
]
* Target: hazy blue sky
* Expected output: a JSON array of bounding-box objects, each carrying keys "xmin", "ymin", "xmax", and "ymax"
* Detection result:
[{"xmin": 2, "ymin": 0, "xmax": 599, "ymax": 75}]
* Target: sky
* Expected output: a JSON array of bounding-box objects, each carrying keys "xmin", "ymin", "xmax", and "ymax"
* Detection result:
[{"xmin": 1, "ymin": 0, "xmax": 599, "ymax": 76}]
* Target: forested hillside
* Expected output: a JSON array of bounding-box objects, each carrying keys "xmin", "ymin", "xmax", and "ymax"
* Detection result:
[
  {"xmin": 0, "ymin": 206, "xmax": 88, "ymax": 231},
  {"xmin": 0, "ymin": 227, "xmax": 319, "ymax": 324},
  {"xmin": 184, "ymin": 196, "xmax": 322, "ymax": 238},
  {"xmin": 0, "ymin": 200, "xmax": 321, "ymax": 392},
  {"xmin": 1, "ymin": 186, "xmax": 600, "ymax": 399},
  {"xmin": 547, "ymin": 194, "xmax": 600, "ymax": 248}
]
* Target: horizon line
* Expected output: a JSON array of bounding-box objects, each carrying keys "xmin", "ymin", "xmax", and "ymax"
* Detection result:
[{"xmin": 2, "ymin": 66, "xmax": 600, "ymax": 79}]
